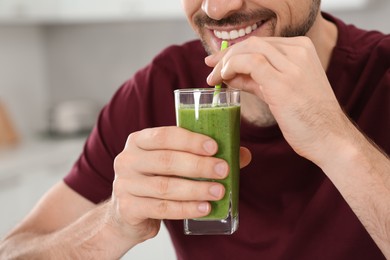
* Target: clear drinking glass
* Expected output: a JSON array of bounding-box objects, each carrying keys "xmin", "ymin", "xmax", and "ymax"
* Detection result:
[{"xmin": 174, "ymin": 88, "xmax": 240, "ymax": 235}]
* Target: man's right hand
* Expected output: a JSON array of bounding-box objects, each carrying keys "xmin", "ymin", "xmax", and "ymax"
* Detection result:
[{"xmin": 109, "ymin": 126, "xmax": 251, "ymax": 243}]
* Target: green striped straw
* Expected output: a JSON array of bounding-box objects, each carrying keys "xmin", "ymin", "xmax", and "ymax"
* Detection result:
[
  {"xmin": 213, "ymin": 40, "xmax": 229, "ymax": 106},
  {"xmin": 215, "ymin": 40, "xmax": 229, "ymax": 90}
]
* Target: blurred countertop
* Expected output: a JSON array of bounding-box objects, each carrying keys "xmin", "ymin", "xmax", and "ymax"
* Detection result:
[
  {"xmin": 0, "ymin": 136, "xmax": 86, "ymax": 180},
  {"xmin": 0, "ymin": 135, "xmax": 177, "ymax": 260}
]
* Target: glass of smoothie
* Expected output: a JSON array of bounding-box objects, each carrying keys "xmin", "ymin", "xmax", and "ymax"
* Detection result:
[{"xmin": 174, "ymin": 88, "xmax": 240, "ymax": 235}]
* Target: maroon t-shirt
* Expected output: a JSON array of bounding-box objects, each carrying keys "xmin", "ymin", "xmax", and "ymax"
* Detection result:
[{"xmin": 64, "ymin": 13, "xmax": 389, "ymax": 259}]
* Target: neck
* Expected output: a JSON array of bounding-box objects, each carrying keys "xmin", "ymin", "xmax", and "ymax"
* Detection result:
[
  {"xmin": 307, "ymin": 12, "xmax": 338, "ymax": 70},
  {"xmin": 240, "ymin": 92, "xmax": 277, "ymax": 127}
]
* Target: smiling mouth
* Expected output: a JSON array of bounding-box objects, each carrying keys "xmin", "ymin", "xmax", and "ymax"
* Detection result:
[{"xmin": 213, "ymin": 20, "xmax": 267, "ymax": 40}]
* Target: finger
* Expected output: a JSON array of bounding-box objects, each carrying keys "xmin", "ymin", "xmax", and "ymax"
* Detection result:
[
  {"xmin": 206, "ymin": 55, "xmax": 226, "ymax": 86},
  {"xmin": 220, "ymin": 53, "xmax": 268, "ymax": 81},
  {"xmin": 120, "ymin": 149, "xmax": 229, "ymax": 179},
  {"xmin": 240, "ymin": 147, "xmax": 252, "ymax": 168},
  {"xmin": 206, "ymin": 49, "xmax": 275, "ymax": 88},
  {"xmin": 143, "ymin": 150, "xmax": 229, "ymax": 178},
  {"xmin": 212, "ymin": 53, "xmax": 280, "ymax": 92},
  {"xmin": 208, "ymin": 37, "xmax": 293, "ymax": 72},
  {"xmin": 127, "ymin": 126, "xmax": 218, "ymax": 156},
  {"xmin": 262, "ymin": 36, "xmax": 314, "ymax": 51},
  {"xmin": 205, "ymin": 47, "xmax": 230, "ymax": 67},
  {"xmin": 125, "ymin": 196, "xmax": 211, "ymax": 220},
  {"xmin": 230, "ymin": 37, "xmax": 291, "ymax": 70},
  {"xmin": 126, "ymin": 175, "xmax": 225, "ymax": 201},
  {"xmin": 261, "ymin": 37, "xmax": 322, "ymax": 73},
  {"xmin": 233, "ymin": 36, "xmax": 316, "ymax": 70}
]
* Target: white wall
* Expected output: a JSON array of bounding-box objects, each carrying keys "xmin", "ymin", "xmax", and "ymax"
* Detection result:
[
  {"xmin": 44, "ymin": 19, "xmax": 195, "ymax": 106},
  {"xmin": 327, "ymin": 0, "xmax": 390, "ymax": 32},
  {"xmin": 0, "ymin": 25, "xmax": 49, "ymax": 138}
]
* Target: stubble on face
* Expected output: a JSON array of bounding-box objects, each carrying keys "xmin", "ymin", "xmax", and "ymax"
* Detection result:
[
  {"xmin": 194, "ymin": 0, "xmax": 321, "ymax": 54},
  {"xmin": 280, "ymin": 0, "xmax": 321, "ymax": 37}
]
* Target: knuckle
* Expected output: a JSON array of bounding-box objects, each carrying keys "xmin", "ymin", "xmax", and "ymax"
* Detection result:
[
  {"xmin": 246, "ymin": 36, "xmax": 259, "ymax": 47},
  {"xmin": 288, "ymin": 64, "xmax": 303, "ymax": 81},
  {"xmin": 112, "ymin": 178, "xmax": 126, "ymax": 199},
  {"xmin": 156, "ymin": 200, "xmax": 169, "ymax": 215},
  {"xmin": 253, "ymin": 54, "xmax": 267, "ymax": 66},
  {"xmin": 193, "ymin": 157, "xmax": 205, "ymax": 177},
  {"xmin": 194, "ymin": 157, "xmax": 218, "ymax": 179},
  {"xmin": 155, "ymin": 201, "xmax": 191, "ymax": 219},
  {"xmin": 127, "ymin": 131, "xmax": 137, "ymax": 142},
  {"xmin": 299, "ymin": 36, "xmax": 314, "ymax": 48},
  {"xmin": 157, "ymin": 151, "xmax": 175, "ymax": 172},
  {"xmin": 125, "ymin": 131, "xmax": 138, "ymax": 148},
  {"xmin": 114, "ymin": 146, "xmax": 141, "ymax": 176},
  {"xmin": 295, "ymin": 45, "xmax": 309, "ymax": 59},
  {"xmin": 155, "ymin": 177, "xmax": 171, "ymax": 197},
  {"xmin": 178, "ymin": 202, "xmax": 189, "ymax": 217},
  {"xmin": 294, "ymin": 37, "xmax": 315, "ymax": 58},
  {"xmin": 113, "ymin": 152, "xmax": 126, "ymax": 173},
  {"xmin": 147, "ymin": 127, "xmax": 170, "ymax": 146},
  {"xmin": 114, "ymin": 151, "xmax": 138, "ymax": 176}
]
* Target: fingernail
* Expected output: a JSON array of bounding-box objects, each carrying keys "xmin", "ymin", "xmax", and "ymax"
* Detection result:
[
  {"xmin": 198, "ymin": 202, "xmax": 210, "ymax": 213},
  {"xmin": 209, "ymin": 185, "xmax": 224, "ymax": 198},
  {"xmin": 203, "ymin": 140, "xmax": 216, "ymax": 154},
  {"xmin": 214, "ymin": 162, "xmax": 228, "ymax": 178}
]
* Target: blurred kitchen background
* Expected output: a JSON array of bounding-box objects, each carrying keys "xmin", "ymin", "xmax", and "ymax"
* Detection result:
[{"xmin": 0, "ymin": 0, "xmax": 389, "ymax": 259}]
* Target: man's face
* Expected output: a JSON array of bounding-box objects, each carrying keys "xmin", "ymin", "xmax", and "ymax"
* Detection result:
[{"xmin": 181, "ymin": 0, "xmax": 321, "ymax": 54}]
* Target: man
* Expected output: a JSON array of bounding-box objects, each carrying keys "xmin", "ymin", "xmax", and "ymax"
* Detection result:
[{"xmin": 1, "ymin": 0, "xmax": 389, "ymax": 259}]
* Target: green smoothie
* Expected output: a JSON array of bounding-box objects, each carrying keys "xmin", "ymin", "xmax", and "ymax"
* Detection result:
[{"xmin": 177, "ymin": 104, "xmax": 240, "ymax": 220}]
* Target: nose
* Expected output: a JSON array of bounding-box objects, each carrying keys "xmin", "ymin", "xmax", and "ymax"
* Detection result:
[{"xmin": 201, "ymin": 0, "xmax": 244, "ymax": 20}]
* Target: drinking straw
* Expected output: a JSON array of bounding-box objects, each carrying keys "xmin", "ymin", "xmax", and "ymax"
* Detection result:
[
  {"xmin": 212, "ymin": 40, "xmax": 229, "ymax": 106},
  {"xmin": 214, "ymin": 40, "xmax": 229, "ymax": 90}
]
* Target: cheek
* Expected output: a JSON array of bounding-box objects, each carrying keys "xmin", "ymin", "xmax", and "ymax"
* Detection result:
[
  {"xmin": 284, "ymin": 1, "xmax": 311, "ymax": 24},
  {"xmin": 270, "ymin": 3, "xmax": 301, "ymax": 34},
  {"xmin": 181, "ymin": 0, "xmax": 204, "ymax": 32},
  {"xmin": 181, "ymin": 0, "xmax": 201, "ymax": 20}
]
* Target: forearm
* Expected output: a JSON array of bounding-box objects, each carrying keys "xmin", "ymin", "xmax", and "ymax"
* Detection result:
[
  {"xmin": 318, "ymin": 117, "xmax": 390, "ymax": 257},
  {"xmin": 0, "ymin": 202, "xmax": 140, "ymax": 259},
  {"xmin": 0, "ymin": 232, "xmax": 74, "ymax": 260}
]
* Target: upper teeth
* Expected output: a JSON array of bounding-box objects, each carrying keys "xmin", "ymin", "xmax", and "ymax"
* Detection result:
[{"xmin": 214, "ymin": 23, "xmax": 258, "ymax": 40}]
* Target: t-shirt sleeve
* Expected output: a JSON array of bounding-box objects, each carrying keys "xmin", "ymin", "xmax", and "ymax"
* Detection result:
[{"xmin": 63, "ymin": 79, "xmax": 138, "ymax": 204}]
